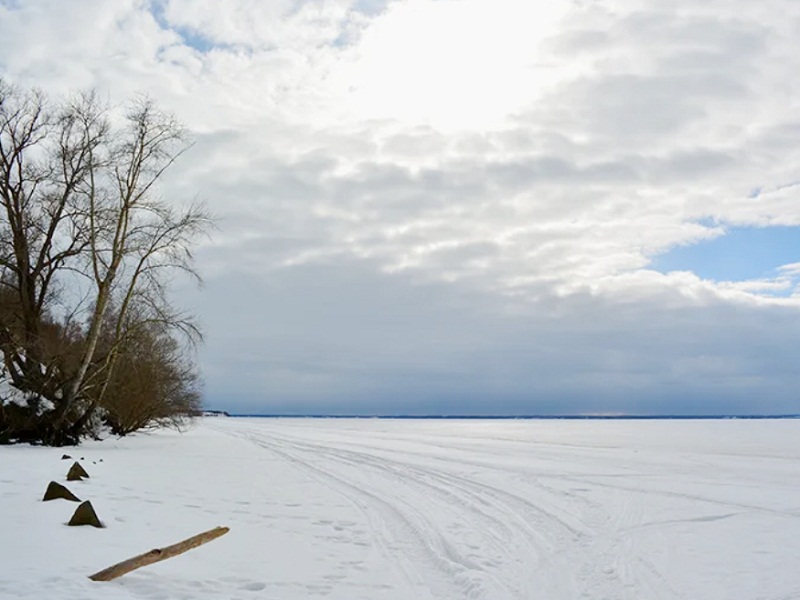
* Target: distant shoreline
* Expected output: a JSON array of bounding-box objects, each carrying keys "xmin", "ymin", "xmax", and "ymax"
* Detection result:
[{"xmin": 219, "ymin": 414, "xmax": 800, "ymax": 420}]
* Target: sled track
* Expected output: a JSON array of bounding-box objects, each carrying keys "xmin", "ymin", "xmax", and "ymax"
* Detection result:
[{"xmin": 219, "ymin": 421, "xmax": 679, "ymax": 600}]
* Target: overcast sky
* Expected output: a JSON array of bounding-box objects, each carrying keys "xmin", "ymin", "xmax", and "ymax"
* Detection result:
[{"xmin": 3, "ymin": 0, "xmax": 800, "ymax": 415}]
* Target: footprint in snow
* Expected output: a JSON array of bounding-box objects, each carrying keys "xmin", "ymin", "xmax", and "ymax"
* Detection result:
[{"xmin": 239, "ymin": 581, "xmax": 266, "ymax": 591}]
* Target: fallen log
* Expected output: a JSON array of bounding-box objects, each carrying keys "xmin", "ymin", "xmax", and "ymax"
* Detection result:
[{"xmin": 88, "ymin": 526, "xmax": 230, "ymax": 582}]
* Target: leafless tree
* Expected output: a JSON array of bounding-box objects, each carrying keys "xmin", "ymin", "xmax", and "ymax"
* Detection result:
[
  {"xmin": 0, "ymin": 80, "xmax": 210, "ymax": 445},
  {"xmin": 95, "ymin": 309, "xmax": 202, "ymax": 436}
]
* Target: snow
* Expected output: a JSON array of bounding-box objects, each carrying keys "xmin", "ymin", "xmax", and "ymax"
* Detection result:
[
  {"xmin": 0, "ymin": 373, "xmax": 29, "ymax": 408},
  {"xmin": 1, "ymin": 361, "xmax": 55, "ymax": 414},
  {"xmin": 2, "ymin": 417, "xmax": 800, "ymax": 599}
]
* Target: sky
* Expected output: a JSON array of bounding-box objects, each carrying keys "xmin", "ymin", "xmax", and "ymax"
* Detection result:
[{"xmin": 2, "ymin": 0, "xmax": 800, "ymax": 415}]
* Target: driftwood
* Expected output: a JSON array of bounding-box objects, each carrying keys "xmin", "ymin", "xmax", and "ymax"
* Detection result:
[{"xmin": 89, "ymin": 526, "xmax": 230, "ymax": 582}]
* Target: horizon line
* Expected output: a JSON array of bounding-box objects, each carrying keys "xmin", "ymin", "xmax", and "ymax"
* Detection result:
[{"xmin": 202, "ymin": 411, "xmax": 800, "ymax": 420}]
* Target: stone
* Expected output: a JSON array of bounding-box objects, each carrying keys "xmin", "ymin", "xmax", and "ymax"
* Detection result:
[
  {"xmin": 68, "ymin": 501, "xmax": 103, "ymax": 528},
  {"xmin": 66, "ymin": 461, "xmax": 89, "ymax": 481},
  {"xmin": 61, "ymin": 454, "xmax": 72, "ymax": 460},
  {"xmin": 43, "ymin": 481, "xmax": 81, "ymax": 502}
]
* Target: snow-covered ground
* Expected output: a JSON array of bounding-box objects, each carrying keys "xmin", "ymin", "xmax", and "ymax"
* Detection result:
[{"xmin": 2, "ymin": 418, "xmax": 799, "ymax": 600}]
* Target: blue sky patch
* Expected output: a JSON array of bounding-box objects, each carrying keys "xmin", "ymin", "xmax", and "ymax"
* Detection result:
[
  {"xmin": 149, "ymin": 1, "xmax": 216, "ymax": 53},
  {"xmin": 651, "ymin": 225, "xmax": 800, "ymax": 282}
]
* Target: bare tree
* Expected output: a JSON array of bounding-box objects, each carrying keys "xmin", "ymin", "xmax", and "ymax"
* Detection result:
[
  {"xmin": 0, "ymin": 80, "xmax": 210, "ymax": 445},
  {"xmin": 95, "ymin": 310, "xmax": 202, "ymax": 436}
]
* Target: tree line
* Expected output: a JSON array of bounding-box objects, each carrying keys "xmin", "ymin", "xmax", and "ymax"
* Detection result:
[{"xmin": 0, "ymin": 80, "xmax": 211, "ymax": 445}]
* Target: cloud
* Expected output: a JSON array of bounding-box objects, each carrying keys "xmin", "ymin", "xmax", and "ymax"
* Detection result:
[
  {"xmin": 181, "ymin": 258, "xmax": 800, "ymax": 414},
  {"xmin": 2, "ymin": 0, "xmax": 800, "ymax": 412}
]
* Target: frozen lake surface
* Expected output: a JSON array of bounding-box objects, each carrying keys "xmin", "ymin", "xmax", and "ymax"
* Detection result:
[{"xmin": 2, "ymin": 417, "xmax": 799, "ymax": 599}]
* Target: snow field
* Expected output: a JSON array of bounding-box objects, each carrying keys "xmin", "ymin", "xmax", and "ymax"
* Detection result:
[{"xmin": 1, "ymin": 418, "xmax": 800, "ymax": 599}]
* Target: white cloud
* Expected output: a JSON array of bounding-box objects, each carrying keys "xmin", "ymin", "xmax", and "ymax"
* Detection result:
[
  {"xmin": 329, "ymin": 0, "xmax": 569, "ymax": 131},
  {"xmin": 3, "ymin": 0, "xmax": 800, "ymax": 410}
]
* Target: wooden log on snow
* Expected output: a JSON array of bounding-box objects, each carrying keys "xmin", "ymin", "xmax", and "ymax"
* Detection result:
[{"xmin": 88, "ymin": 526, "xmax": 230, "ymax": 582}]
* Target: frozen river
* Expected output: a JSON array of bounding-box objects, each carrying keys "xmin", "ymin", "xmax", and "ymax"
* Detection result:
[{"xmin": 2, "ymin": 417, "xmax": 799, "ymax": 599}]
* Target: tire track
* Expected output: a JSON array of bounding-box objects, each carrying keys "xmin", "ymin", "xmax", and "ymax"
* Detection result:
[{"xmin": 213, "ymin": 420, "xmax": 685, "ymax": 599}]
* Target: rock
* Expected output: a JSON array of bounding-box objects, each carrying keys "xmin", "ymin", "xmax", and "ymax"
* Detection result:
[
  {"xmin": 68, "ymin": 501, "xmax": 104, "ymax": 528},
  {"xmin": 61, "ymin": 454, "xmax": 72, "ymax": 460},
  {"xmin": 43, "ymin": 481, "xmax": 81, "ymax": 502},
  {"xmin": 66, "ymin": 461, "xmax": 90, "ymax": 481}
]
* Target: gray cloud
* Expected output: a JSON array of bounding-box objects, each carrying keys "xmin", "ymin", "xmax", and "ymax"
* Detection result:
[
  {"xmin": 3, "ymin": 0, "xmax": 800, "ymax": 413},
  {"xmin": 179, "ymin": 258, "xmax": 800, "ymax": 414}
]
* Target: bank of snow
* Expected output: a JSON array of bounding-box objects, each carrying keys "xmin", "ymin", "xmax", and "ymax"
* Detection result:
[{"xmin": 1, "ymin": 418, "xmax": 800, "ymax": 599}]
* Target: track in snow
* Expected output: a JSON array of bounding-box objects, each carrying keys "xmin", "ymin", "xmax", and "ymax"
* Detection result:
[{"xmin": 206, "ymin": 418, "xmax": 800, "ymax": 600}]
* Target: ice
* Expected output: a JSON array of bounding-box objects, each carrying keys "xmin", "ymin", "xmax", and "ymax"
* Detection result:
[{"xmin": 1, "ymin": 417, "xmax": 799, "ymax": 599}]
